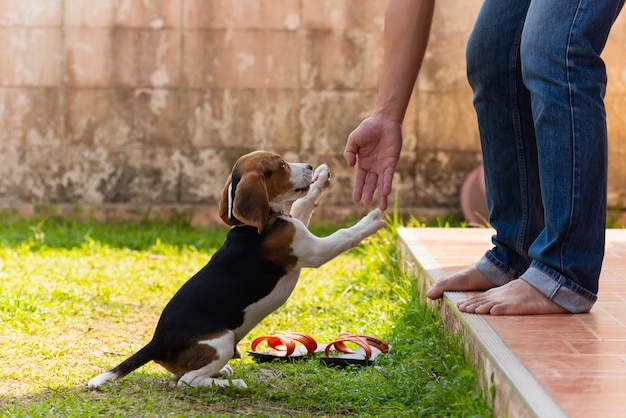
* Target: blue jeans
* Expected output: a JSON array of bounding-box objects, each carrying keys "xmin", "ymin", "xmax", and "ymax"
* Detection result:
[{"xmin": 466, "ymin": 0, "xmax": 624, "ymax": 313}]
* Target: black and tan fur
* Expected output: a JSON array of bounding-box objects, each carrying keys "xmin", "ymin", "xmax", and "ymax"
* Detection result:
[{"xmin": 88, "ymin": 151, "xmax": 384, "ymax": 389}]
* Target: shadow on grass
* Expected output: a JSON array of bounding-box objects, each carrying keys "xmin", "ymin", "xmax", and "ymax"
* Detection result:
[
  {"xmin": 0, "ymin": 371, "xmax": 260, "ymax": 417},
  {"xmin": 0, "ymin": 212, "xmax": 492, "ymax": 416},
  {"xmin": 1, "ymin": 362, "xmax": 402, "ymax": 417},
  {"xmin": 0, "ymin": 211, "xmax": 228, "ymax": 251}
]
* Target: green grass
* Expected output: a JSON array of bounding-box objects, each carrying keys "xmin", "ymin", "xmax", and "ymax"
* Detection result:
[{"xmin": 0, "ymin": 212, "xmax": 491, "ymax": 417}]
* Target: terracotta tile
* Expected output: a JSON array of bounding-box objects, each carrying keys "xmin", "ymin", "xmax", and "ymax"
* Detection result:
[
  {"xmin": 601, "ymin": 279, "xmax": 626, "ymax": 293},
  {"xmin": 544, "ymin": 374, "xmax": 626, "ymax": 394},
  {"xmin": 559, "ymin": 402, "xmax": 626, "ymax": 418},
  {"xmin": 596, "ymin": 292, "xmax": 626, "ymax": 303},
  {"xmin": 567, "ymin": 340, "xmax": 626, "ymax": 355},
  {"xmin": 184, "ymin": 0, "xmax": 300, "ymax": 29},
  {"xmin": 592, "ymin": 304, "xmax": 626, "ymax": 321},
  {"xmin": 574, "ymin": 307, "xmax": 624, "ymax": 327},
  {"xmin": 522, "ymin": 353, "xmax": 626, "ymax": 375},
  {"xmin": 490, "ymin": 327, "xmax": 598, "ymax": 342},
  {"xmin": 486, "ymin": 315, "xmax": 586, "ymax": 332},
  {"xmin": 0, "ymin": 28, "xmax": 62, "ymax": 86},
  {"xmin": 183, "ymin": 29, "xmax": 298, "ymax": 88},
  {"xmin": 301, "ymin": 0, "xmax": 385, "ymax": 30},
  {"xmin": 400, "ymin": 228, "xmax": 626, "ymax": 416},
  {"xmin": 0, "ymin": 0, "xmax": 62, "ymax": 27},
  {"xmin": 586, "ymin": 325, "xmax": 626, "ymax": 340},
  {"xmin": 503, "ymin": 338, "xmax": 575, "ymax": 355},
  {"xmin": 547, "ymin": 375, "xmax": 626, "ymax": 417}
]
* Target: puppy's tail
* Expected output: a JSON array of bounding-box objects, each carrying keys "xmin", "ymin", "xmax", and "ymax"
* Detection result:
[{"xmin": 87, "ymin": 342, "xmax": 156, "ymax": 389}]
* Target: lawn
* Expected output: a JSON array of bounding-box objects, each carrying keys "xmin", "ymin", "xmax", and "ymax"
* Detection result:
[{"xmin": 0, "ymin": 211, "xmax": 492, "ymax": 417}]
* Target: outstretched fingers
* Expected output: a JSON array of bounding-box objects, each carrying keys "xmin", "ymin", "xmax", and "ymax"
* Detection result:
[
  {"xmin": 352, "ymin": 167, "xmax": 390, "ymax": 211},
  {"xmin": 361, "ymin": 171, "xmax": 379, "ymax": 208}
]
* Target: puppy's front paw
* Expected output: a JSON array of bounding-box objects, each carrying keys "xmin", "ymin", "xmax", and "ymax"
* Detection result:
[
  {"xmin": 311, "ymin": 164, "xmax": 331, "ymax": 191},
  {"xmin": 359, "ymin": 208, "xmax": 386, "ymax": 235}
]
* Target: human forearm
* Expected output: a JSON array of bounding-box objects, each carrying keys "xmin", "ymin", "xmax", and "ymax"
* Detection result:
[
  {"xmin": 343, "ymin": 0, "xmax": 435, "ymax": 210},
  {"xmin": 372, "ymin": 0, "xmax": 435, "ymax": 123}
]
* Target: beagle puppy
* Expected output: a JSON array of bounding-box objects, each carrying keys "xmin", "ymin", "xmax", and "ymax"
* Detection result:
[{"xmin": 88, "ymin": 151, "xmax": 385, "ymax": 389}]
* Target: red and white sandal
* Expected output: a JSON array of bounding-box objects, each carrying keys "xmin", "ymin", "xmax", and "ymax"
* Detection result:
[
  {"xmin": 320, "ymin": 333, "xmax": 389, "ymax": 367},
  {"xmin": 248, "ymin": 331, "xmax": 325, "ymax": 362}
]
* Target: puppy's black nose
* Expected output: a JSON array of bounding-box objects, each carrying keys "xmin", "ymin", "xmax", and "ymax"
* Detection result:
[{"xmin": 307, "ymin": 164, "xmax": 313, "ymax": 170}]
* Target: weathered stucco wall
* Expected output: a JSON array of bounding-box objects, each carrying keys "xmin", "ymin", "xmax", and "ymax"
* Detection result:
[{"xmin": 1, "ymin": 0, "xmax": 625, "ymax": 223}]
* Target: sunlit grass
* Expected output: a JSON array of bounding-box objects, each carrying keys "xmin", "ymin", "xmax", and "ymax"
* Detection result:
[{"xmin": 0, "ymin": 213, "xmax": 491, "ymax": 417}]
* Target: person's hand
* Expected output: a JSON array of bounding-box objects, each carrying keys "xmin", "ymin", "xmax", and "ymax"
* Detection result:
[{"xmin": 343, "ymin": 115, "xmax": 402, "ymax": 210}]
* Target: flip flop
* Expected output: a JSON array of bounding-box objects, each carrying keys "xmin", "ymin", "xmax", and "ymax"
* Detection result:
[
  {"xmin": 248, "ymin": 332, "xmax": 325, "ymax": 362},
  {"xmin": 320, "ymin": 333, "xmax": 389, "ymax": 367}
]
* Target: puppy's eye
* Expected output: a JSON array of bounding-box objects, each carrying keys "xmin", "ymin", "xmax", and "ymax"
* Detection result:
[{"xmin": 280, "ymin": 160, "xmax": 286, "ymax": 169}]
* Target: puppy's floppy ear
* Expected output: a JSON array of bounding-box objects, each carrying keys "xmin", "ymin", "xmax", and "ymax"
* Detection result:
[
  {"xmin": 219, "ymin": 171, "xmax": 269, "ymax": 234},
  {"xmin": 233, "ymin": 172, "xmax": 270, "ymax": 233}
]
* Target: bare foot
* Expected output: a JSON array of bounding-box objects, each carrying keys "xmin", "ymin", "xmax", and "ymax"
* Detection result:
[
  {"xmin": 457, "ymin": 279, "xmax": 569, "ymax": 315},
  {"xmin": 426, "ymin": 265, "xmax": 496, "ymax": 300}
]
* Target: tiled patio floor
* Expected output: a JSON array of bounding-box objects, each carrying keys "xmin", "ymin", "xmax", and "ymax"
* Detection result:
[{"xmin": 397, "ymin": 228, "xmax": 626, "ymax": 418}]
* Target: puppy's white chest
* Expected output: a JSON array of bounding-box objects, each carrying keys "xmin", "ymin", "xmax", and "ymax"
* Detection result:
[{"xmin": 234, "ymin": 269, "xmax": 301, "ymax": 340}]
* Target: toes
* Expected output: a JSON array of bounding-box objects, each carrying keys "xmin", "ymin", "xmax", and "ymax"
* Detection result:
[
  {"xmin": 457, "ymin": 299, "xmax": 474, "ymax": 313},
  {"xmin": 457, "ymin": 297, "xmax": 489, "ymax": 314},
  {"xmin": 473, "ymin": 302, "xmax": 495, "ymax": 315},
  {"xmin": 425, "ymin": 282, "xmax": 444, "ymax": 300},
  {"xmin": 177, "ymin": 375, "xmax": 245, "ymax": 388},
  {"xmin": 312, "ymin": 164, "xmax": 331, "ymax": 184},
  {"xmin": 314, "ymin": 163, "xmax": 329, "ymax": 176},
  {"xmin": 217, "ymin": 364, "xmax": 233, "ymax": 377},
  {"xmin": 365, "ymin": 208, "xmax": 384, "ymax": 222},
  {"xmin": 488, "ymin": 304, "xmax": 508, "ymax": 315},
  {"xmin": 231, "ymin": 379, "xmax": 248, "ymax": 388},
  {"xmin": 212, "ymin": 378, "xmax": 231, "ymax": 387}
]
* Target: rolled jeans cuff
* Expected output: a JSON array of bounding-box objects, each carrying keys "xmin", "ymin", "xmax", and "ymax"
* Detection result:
[
  {"xmin": 476, "ymin": 252, "xmax": 519, "ymax": 287},
  {"xmin": 521, "ymin": 263, "xmax": 597, "ymax": 314}
]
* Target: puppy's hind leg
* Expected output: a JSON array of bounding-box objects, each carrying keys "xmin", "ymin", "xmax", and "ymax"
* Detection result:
[
  {"xmin": 177, "ymin": 332, "xmax": 247, "ymax": 389},
  {"xmin": 291, "ymin": 164, "xmax": 331, "ymax": 226}
]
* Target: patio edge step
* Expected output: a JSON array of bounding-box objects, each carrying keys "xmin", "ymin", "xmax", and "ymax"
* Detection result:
[{"xmin": 397, "ymin": 227, "xmax": 567, "ymax": 418}]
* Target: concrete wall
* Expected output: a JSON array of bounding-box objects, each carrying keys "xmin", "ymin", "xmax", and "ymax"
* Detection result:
[{"xmin": 1, "ymin": 0, "xmax": 625, "ymax": 223}]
